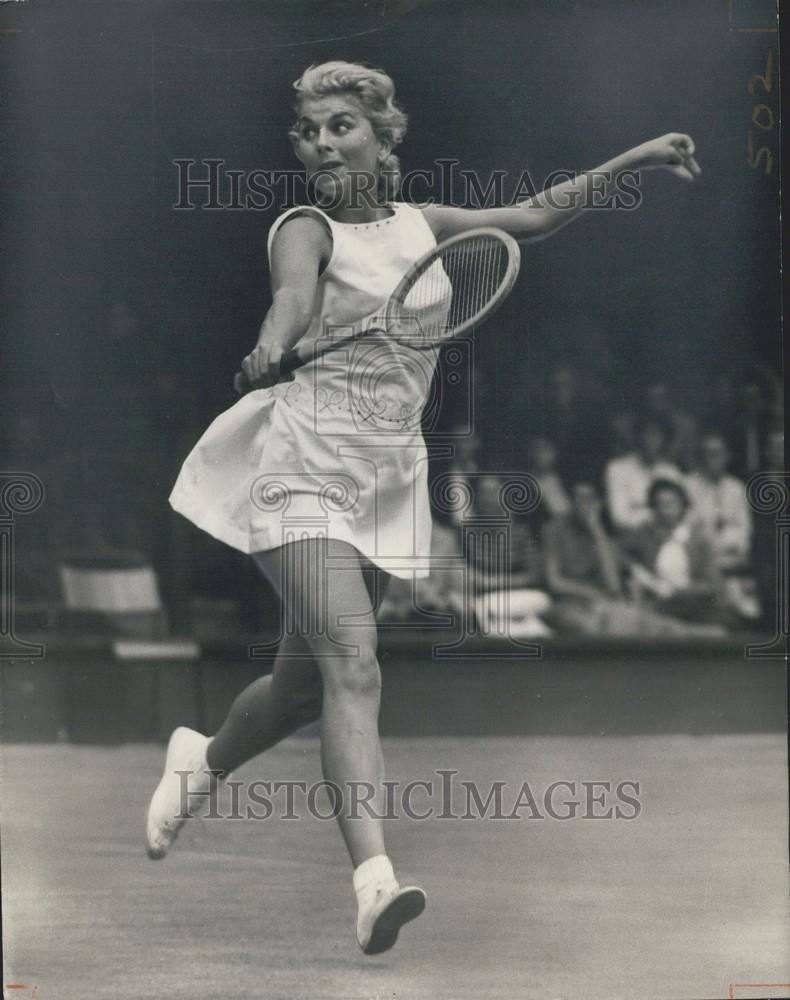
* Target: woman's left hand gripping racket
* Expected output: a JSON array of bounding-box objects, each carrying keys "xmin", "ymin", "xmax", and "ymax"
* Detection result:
[{"xmin": 234, "ymin": 227, "xmax": 521, "ymax": 395}]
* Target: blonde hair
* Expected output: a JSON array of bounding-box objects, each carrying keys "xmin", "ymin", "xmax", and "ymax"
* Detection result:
[{"xmin": 289, "ymin": 61, "xmax": 408, "ymax": 201}]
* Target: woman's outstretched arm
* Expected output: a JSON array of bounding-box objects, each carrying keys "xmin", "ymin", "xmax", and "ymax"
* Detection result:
[{"xmin": 421, "ymin": 132, "xmax": 701, "ymax": 244}]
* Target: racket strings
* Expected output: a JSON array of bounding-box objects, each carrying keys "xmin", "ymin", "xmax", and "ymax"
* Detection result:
[{"xmin": 394, "ymin": 235, "xmax": 511, "ymax": 347}]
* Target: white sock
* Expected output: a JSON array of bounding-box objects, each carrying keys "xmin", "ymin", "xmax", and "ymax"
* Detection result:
[{"xmin": 353, "ymin": 854, "xmax": 397, "ymax": 896}]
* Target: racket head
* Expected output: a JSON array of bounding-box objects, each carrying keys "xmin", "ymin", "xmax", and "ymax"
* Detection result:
[{"xmin": 383, "ymin": 227, "xmax": 521, "ymax": 350}]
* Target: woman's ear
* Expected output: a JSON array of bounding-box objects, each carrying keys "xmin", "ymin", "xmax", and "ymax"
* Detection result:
[{"xmin": 377, "ymin": 140, "xmax": 393, "ymax": 163}]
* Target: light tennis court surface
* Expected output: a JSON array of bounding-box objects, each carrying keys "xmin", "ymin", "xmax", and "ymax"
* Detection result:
[{"xmin": 2, "ymin": 734, "xmax": 787, "ymax": 1000}]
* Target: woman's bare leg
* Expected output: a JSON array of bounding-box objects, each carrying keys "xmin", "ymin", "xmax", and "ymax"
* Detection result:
[
  {"xmin": 148, "ymin": 536, "xmax": 424, "ymax": 950},
  {"xmin": 205, "ymin": 632, "xmax": 322, "ymax": 776},
  {"xmin": 206, "ymin": 555, "xmax": 388, "ymax": 778},
  {"xmin": 253, "ymin": 537, "xmax": 388, "ymax": 867},
  {"xmin": 147, "ymin": 617, "xmax": 325, "ymax": 858}
]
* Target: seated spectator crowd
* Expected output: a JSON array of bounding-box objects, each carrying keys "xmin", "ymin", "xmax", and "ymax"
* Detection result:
[
  {"xmin": 379, "ymin": 368, "xmax": 783, "ymax": 639},
  {"xmin": 13, "ymin": 339, "xmax": 781, "ymax": 642}
]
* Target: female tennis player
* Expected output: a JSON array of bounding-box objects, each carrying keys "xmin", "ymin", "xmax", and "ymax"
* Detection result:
[{"xmin": 146, "ymin": 60, "xmax": 700, "ymax": 954}]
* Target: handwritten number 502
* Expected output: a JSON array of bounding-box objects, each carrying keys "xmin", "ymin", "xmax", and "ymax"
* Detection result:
[{"xmin": 747, "ymin": 50, "xmax": 774, "ymax": 174}]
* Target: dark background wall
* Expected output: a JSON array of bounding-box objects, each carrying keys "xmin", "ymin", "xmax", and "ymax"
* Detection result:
[{"xmin": 1, "ymin": 0, "xmax": 781, "ymax": 611}]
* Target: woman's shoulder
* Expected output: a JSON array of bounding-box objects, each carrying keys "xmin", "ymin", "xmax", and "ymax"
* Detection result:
[
  {"xmin": 268, "ymin": 205, "xmax": 334, "ymax": 240},
  {"xmin": 266, "ymin": 206, "xmax": 334, "ymax": 265}
]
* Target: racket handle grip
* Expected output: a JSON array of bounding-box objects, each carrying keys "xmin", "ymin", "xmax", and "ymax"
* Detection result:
[
  {"xmin": 233, "ymin": 346, "xmax": 305, "ymax": 395},
  {"xmin": 279, "ymin": 348, "xmax": 302, "ymax": 374}
]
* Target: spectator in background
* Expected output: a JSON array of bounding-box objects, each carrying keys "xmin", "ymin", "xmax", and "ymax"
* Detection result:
[
  {"xmin": 685, "ymin": 432, "xmax": 752, "ymax": 571},
  {"xmin": 380, "ymin": 473, "xmax": 552, "ymax": 636},
  {"xmin": 526, "ymin": 435, "xmax": 571, "ymax": 522},
  {"xmin": 605, "ymin": 416, "xmax": 682, "ymax": 532},
  {"xmin": 623, "ymin": 478, "xmax": 724, "ymax": 627},
  {"xmin": 542, "ymin": 481, "xmax": 625, "ymax": 634},
  {"xmin": 467, "ymin": 474, "xmax": 552, "ymax": 638},
  {"xmin": 377, "ymin": 519, "xmax": 466, "ymax": 623},
  {"xmin": 466, "ymin": 475, "xmax": 543, "ymax": 588}
]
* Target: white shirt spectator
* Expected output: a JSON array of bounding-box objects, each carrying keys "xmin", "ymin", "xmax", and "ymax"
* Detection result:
[
  {"xmin": 685, "ymin": 471, "xmax": 752, "ymax": 570},
  {"xmin": 605, "ymin": 454, "xmax": 682, "ymax": 531}
]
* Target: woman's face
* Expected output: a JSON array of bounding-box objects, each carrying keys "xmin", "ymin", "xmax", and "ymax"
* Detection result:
[
  {"xmin": 652, "ymin": 488, "xmax": 685, "ymax": 527},
  {"xmin": 291, "ymin": 94, "xmax": 388, "ymax": 204}
]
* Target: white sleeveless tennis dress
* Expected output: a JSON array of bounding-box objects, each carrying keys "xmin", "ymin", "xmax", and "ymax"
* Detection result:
[{"xmin": 168, "ymin": 200, "xmax": 441, "ymax": 579}]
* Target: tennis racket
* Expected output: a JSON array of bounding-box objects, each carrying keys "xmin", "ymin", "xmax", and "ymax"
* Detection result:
[{"xmin": 234, "ymin": 226, "xmax": 521, "ymax": 395}]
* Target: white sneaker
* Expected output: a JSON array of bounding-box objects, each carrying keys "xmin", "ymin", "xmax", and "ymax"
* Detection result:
[
  {"xmin": 356, "ymin": 880, "xmax": 427, "ymax": 955},
  {"xmin": 145, "ymin": 727, "xmax": 216, "ymax": 860}
]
